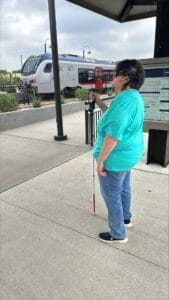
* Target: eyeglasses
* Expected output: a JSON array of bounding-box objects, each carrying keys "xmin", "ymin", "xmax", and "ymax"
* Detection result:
[{"xmin": 114, "ymin": 71, "xmax": 130, "ymax": 78}]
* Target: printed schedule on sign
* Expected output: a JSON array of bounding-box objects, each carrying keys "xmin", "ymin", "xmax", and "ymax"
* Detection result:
[{"xmin": 140, "ymin": 58, "xmax": 169, "ymax": 122}]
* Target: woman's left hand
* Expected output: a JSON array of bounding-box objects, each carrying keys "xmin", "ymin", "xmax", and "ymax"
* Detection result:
[
  {"xmin": 96, "ymin": 135, "xmax": 117, "ymax": 177},
  {"xmin": 97, "ymin": 161, "xmax": 107, "ymax": 176}
]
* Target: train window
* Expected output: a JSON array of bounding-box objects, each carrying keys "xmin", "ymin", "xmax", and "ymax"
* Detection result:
[
  {"xmin": 79, "ymin": 69, "xmax": 88, "ymax": 82},
  {"xmin": 102, "ymin": 70, "xmax": 114, "ymax": 82},
  {"xmin": 78, "ymin": 69, "xmax": 94, "ymax": 83},
  {"xmin": 88, "ymin": 70, "xmax": 94, "ymax": 81},
  {"xmin": 22, "ymin": 56, "xmax": 41, "ymax": 75},
  {"xmin": 102, "ymin": 71, "xmax": 109, "ymax": 82},
  {"xmin": 44, "ymin": 63, "xmax": 52, "ymax": 73}
]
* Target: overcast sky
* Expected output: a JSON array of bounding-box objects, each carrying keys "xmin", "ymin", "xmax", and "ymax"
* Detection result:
[{"xmin": 1, "ymin": 0, "xmax": 156, "ymax": 71}]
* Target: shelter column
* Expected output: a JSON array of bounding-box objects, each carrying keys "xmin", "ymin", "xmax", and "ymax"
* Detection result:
[
  {"xmin": 147, "ymin": 0, "xmax": 169, "ymax": 167},
  {"xmin": 154, "ymin": 0, "xmax": 169, "ymax": 57},
  {"xmin": 48, "ymin": 0, "xmax": 67, "ymax": 141}
]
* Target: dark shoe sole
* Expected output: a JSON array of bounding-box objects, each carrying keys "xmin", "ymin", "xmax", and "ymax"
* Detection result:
[{"xmin": 99, "ymin": 237, "xmax": 128, "ymax": 244}]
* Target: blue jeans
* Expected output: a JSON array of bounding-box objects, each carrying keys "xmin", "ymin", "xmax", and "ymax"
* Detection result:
[{"xmin": 98, "ymin": 170, "xmax": 132, "ymax": 239}]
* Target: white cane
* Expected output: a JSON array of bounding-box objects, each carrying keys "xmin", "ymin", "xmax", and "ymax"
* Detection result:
[
  {"xmin": 90, "ymin": 99, "xmax": 96, "ymax": 214},
  {"xmin": 92, "ymin": 155, "xmax": 96, "ymax": 214}
]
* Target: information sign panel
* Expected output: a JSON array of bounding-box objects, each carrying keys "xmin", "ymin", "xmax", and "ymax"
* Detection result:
[{"xmin": 140, "ymin": 58, "xmax": 169, "ymax": 122}]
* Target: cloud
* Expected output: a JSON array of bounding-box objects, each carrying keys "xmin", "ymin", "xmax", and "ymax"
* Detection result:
[
  {"xmin": 1, "ymin": 0, "xmax": 49, "ymax": 70},
  {"xmin": 58, "ymin": 15, "xmax": 155, "ymax": 61},
  {"xmin": 0, "ymin": 0, "xmax": 156, "ymax": 71},
  {"xmin": 1, "ymin": 0, "xmax": 48, "ymax": 17}
]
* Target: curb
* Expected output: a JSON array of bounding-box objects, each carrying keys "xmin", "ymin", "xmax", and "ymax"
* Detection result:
[{"xmin": 0, "ymin": 102, "xmax": 85, "ymax": 132}]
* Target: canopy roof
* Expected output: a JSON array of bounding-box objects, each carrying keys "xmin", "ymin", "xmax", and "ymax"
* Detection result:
[{"xmin": 67, "ymin": 0, "xmax": 157, "ymax": 22}]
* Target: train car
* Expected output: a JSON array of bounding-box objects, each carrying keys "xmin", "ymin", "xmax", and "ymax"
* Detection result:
[{"xmin": 21, "ymin": 53, "xmax": 115, "ymax": 96}]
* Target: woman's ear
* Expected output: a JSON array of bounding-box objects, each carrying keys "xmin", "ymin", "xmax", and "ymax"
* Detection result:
[
  {"xmin": 121, "ymin": 75, "xmax": 130, "ymax": 86},
  {"xmin": 124, "ymin": 75, "xmax": 130, "ymax": 84}
]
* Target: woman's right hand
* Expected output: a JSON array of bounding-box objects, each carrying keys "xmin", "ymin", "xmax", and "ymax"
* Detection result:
[{"xmin": 90, "ymin": 92, "xmax": 99, "ymax": 102}]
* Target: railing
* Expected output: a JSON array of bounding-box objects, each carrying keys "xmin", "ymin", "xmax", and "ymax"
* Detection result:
[{"xmin": 84, "ymin": 97, "xmax": 112, "ymax": 146}]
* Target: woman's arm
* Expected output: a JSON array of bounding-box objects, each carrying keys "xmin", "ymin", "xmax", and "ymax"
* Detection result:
[
  {"xmin": 97, "ymin": 135, "xmax": 117, "ymax": 176},
  {"xmin": 92, "ymin": 92, "xmax": 108, "ymax": 112}
]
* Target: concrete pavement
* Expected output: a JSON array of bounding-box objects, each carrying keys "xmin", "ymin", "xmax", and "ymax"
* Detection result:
[
  {"xmin": 0, "ymin": 111, "xmax": 89, "ymax": 192},
  {"xmin": 0, "ymin": 110, "xmax": 168, "ymax": 300}
]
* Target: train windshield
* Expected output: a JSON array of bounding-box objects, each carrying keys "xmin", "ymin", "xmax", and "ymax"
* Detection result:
[{"xmin": 21, "ymin": 56, "xmax": 41, "ymax": 75}]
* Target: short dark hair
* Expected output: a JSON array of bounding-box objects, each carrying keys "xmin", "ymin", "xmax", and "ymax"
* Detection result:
[{"xmin": 115, "ymin": 59, "xmax": 145, "ymax": 90}]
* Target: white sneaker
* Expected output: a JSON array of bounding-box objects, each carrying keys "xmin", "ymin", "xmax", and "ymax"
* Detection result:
[{"xmin": 124, "ymin": 220, "xmax": 133, "ymax": 228}]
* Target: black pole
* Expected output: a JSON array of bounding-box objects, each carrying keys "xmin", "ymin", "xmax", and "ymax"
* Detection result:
[
  {"xmin": 85, "ymin": 101, "xmax": 89, "ymax": 145},
  {"xmin": 20, "ymin": 55, "xmax": 23, "ymax": 68},
  {"xmin": 48, "ymin": 0, "xmax": 67, "ymax": 141},
  {"xmin": 147, "ymin": 0, "xmax": 169, "ymax": 167},
  {"xmin": 154, "ymin": 0, "xmax": 169, "ymax": 57}
]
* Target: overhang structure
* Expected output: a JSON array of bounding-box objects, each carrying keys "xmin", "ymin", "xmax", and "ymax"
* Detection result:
[
  {"xmin": 67, "ymin": 0, "xmax": 157, "ymax": 22},
  {"xmin": 67, "ymin": 0, "xmax": 169, "ymax": 57}
]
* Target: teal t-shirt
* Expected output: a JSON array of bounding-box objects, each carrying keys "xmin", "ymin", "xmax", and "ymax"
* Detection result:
[{"xmin": 93, "ymin": 89, "xmax": 144, "ymax": 171}]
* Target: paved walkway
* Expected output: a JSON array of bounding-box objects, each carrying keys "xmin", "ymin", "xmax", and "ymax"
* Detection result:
[{"xmin": 0, "ymin": 111, "xmax": 168, "ymax": 300}]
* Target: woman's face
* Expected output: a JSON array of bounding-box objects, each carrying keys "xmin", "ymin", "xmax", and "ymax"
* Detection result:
[{"xmin": 113, "ymin": 74, "xmax": 130, "ymax": 93}]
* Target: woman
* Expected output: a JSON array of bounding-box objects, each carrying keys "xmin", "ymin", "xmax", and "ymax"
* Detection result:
[{"xmin": 92, "ymin": 59, "xmax": 145, "ymax": 243}]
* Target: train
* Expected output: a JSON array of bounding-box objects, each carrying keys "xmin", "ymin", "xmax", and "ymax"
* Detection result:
[{"xmin": 21, "ymin": 53, "xmax": 115, "ymax": 97}]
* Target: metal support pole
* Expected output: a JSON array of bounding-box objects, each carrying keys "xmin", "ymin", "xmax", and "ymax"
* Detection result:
[
  {"xmin": 154, "ymin": 0, "xmax": 169, "ymax": 58},
  {"xmin": 20, "ymin": 55, "xmax": 23, "ymax": 68},
  {"xmin": 84, "ymin": 100, "xmax": 95, "ymax": 145},
  {"xmin": 48, "ymin": 0, "xmax": 67, "ymax": 141},
  {"xmin": 89, "ymin": 100, "xmax": 95, "ymax": 146},
  {"xmin": 85, "ymin": 101, "xmax": 89, "ymax": 144},
  {"xmin": 146, "ymin": 0, "xmax": 169, "ymax": 167}
]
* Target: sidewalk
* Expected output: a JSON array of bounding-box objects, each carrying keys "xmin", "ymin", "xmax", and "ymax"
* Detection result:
[{"xmin": 0, "ymin": 111, "xmax": 168, "ymax": 300}]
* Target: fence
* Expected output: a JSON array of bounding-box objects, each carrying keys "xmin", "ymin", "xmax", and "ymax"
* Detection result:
[{"xmin": 84, "ymin": 97, "xmax": 112, "ymax": 146}]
